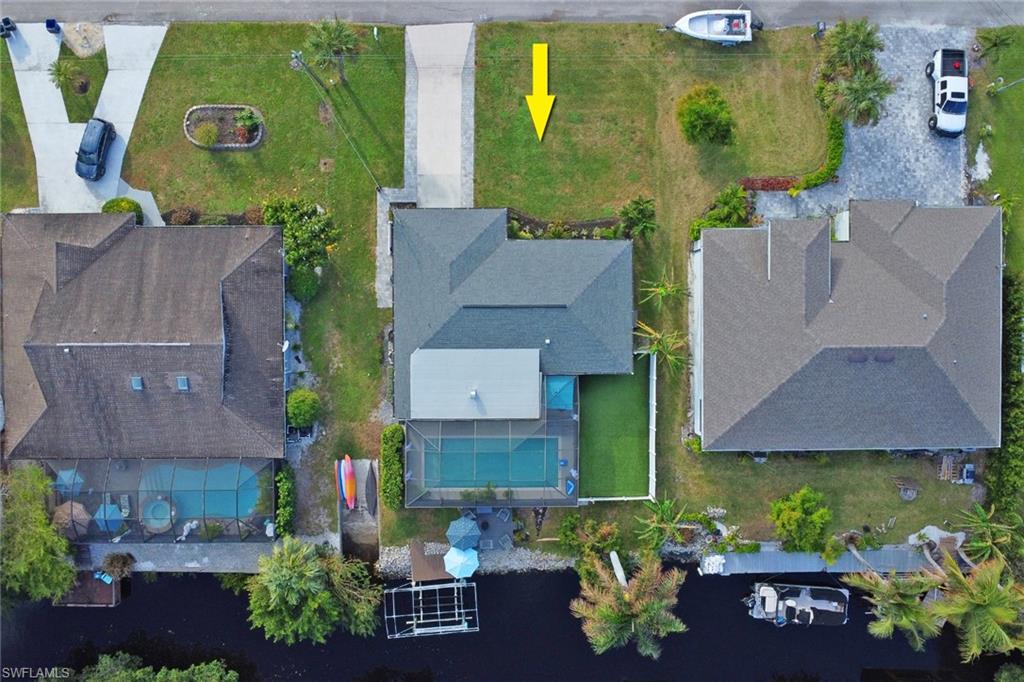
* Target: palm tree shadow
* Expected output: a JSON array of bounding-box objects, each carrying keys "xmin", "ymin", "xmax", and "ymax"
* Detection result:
[{"xmin": 338, "ymin": 80, "xmax": 397, "ymax": 159}]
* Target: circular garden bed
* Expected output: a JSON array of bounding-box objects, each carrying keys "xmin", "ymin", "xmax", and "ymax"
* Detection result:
[{"xmin": 184, "ymin": 104, "xmax": 265, "ymax": 150}]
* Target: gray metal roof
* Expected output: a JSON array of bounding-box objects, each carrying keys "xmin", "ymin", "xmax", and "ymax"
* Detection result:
[
  {"xmin": 701, "ymin": 201, "xmax": 1002, "ymax": 451},
  {"xmin": 393, "ymin": 209, "xmax": 634, "ymax": 419},
  {"xmin": 409, "ymin": 348, "xmax": 541, "ymax": 419}
]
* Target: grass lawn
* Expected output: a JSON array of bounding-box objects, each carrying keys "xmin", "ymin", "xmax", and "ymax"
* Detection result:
[
  {"xmin": 0, "ymin": 44, "xmax": 37, "ymax": 211},
  {"xmin": 58, "ymin": 44, "xmax": 107, "ymax": 123},
  {"xmin": 123, "ymin": 22, "xmax": 405, "ymax": 534},
  {"xmin": 579, "ymin": 353, "xmax": 650, "ymax": 498},
  {"xmin": 966, "ymin": 29, "xmax": 1024, "ymax": 273}
]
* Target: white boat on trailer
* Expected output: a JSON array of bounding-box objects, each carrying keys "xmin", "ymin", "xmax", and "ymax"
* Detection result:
[{"xmin": 668, "ymin": 8, "xmax": 761, "ymax": 46}]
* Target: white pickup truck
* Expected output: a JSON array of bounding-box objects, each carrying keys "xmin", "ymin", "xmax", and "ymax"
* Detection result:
[{"xmin": 926, "ymin": 48, "xmax": 968, "ymax": 137}]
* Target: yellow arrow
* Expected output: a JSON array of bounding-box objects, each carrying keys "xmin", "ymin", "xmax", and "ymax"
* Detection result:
[{"xmin": 525, "ymin": 43, "xmax": 555, "ymax": 142}]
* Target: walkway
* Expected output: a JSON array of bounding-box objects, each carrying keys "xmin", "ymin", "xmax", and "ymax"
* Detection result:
[{"xmin": 6, "ymin": 23, "xmax": 166, "ymax": 222}]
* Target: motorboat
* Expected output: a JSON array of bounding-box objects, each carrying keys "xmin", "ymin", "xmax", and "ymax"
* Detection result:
[
  {"xmin": 668, "ymin": 9, "xmax": 760, "ymax": 45},
  {"xmin": 744, "ymin": 582, "xmax": 850, "ymax": 627}
]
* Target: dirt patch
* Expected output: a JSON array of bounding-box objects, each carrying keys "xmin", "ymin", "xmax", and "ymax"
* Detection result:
[
  {"xmin": 318, "ymin": 101, "xmax": 334, "ymax": 127},
  {"xmin": 73, "ymin": 76, "xmax": 90, "ymax": 94},
  {"xmin": 319, "ymin": 158, "xmax": 335, "ymax": 173},
  {"xmin": 62, "ymin": 22, "xmax": 104, "ymax": 58}
]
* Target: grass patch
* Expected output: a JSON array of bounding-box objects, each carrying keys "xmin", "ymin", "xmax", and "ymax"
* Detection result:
[
  {"xmin": 579, "ymin": 354, "xmax": 649, "ymax": 498},
  {"xmin": 123, "ymin": 22, "xmax": 405, "ymax": 532},
  {"xmin": 967, "ymin": 29, "xmax": 1024, "ymax": 273},
  {"xmin": 0, "ymin": 43, "xmax": 37, "ymax": 210},
  {"xmin": 379, "ymin": 505, "xmax": 460, "ymax": 547},
  {"xmin": 57, "ymin": 44, "xmax": 107, "ymax": 123}
]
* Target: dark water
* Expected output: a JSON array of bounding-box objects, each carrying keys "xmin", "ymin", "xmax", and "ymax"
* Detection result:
[{"xmin": 0, "ymin": 570, "xmax": 1012, "ymax": 681}]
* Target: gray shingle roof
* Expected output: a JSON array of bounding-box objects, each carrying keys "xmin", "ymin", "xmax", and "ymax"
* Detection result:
[
  {"xmin": 1, "ymin": 214, "xmax": 285, "ymax": 459},
  {"xmin": 393, "ymin": 209, "xmax": 634, "ymax": 419},
  {"xmin": 700, "ymin": 201, "xmax": 1002, "ymax": 451}
]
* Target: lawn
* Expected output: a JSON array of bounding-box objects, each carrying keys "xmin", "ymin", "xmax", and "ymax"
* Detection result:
[
  {"xmin": 966, "ymin": 28, "xmax": 1024, "ymax": 273},
  {"xmin": 123, "ymin": 22, "xmax": 405, "ymax": 534},
  {"xmin": 0, "ymin": 43, "xmax": 37, "ymax": 211},
  {"xmin": 579, "ymin": 353, "xmax": 650, "ymax": 498},
  {"xmin": 58, "ymin": 44, "xmax": 107, "ymax": 123}
]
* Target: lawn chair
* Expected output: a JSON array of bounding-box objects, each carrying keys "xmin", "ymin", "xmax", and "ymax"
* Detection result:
[
  {"xmin": 498, "ymin": 534, "xmax": 513, "ymax": 551},
  {"xmin": 496, "ymin": 508, "xmax": 511, "ymax": 523}
]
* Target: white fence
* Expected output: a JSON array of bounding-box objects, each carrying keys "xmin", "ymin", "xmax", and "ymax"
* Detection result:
[{"xmin": 579, "ymin": 351, "xmax": 657, "ymax": 504}]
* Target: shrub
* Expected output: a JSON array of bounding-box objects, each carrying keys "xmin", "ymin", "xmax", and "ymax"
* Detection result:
[
  {"xmin": 243, "ymin": 205, "xmax": 265, "ymax": 225},
  {"xmin": 769, "ymin": 486, "xmax": 833, "ymax": 552},
  {"xmin": 986, "ymin": 274, "xmax": 1024, "ymax": 519},
  {"xmin": 822, "ymin": 69, "xmax": 894, "ymax": 126},
  {"xmin": 167, "ymin": 206, "xmax": 199, "ymax": 225},
  {"xmin": 380, "ymin": 424, "xmax": 405, "ymax": 511},
  {"xmin": 676, "ymin": 84, "xmax": 735, "ymax": 145},
  {"xmin": 101, "ymin": 197, "xmax": 144, "ymax": 224},
  {"xmin": 997, "ymin": 663, "xmax": 1024, "ymax": 682},
  {"xmin": 288, "ymin": 266, "xmax": 321, "ymax": 304},
  {"xmin": 275, "ymin": 463, "xmax": 296, "ymax": 536},
  {"xmin": 820, "ymin": 18, "xmax": 884, "ymax": 78},
  {"xmin": 194, "ymin": 121, "xmax": 219, "ymax": 146},
  {"xmin": 618, "ymin": 196, "xmax": 658, "ymax": 240},
  {"xmin": 789, "ymin": 116, "xmax": 845, "ymax": 195},
  {"xmin": 263, "ymin": 198, "xmax": 341, "ymax": 269},
  {"xmin": 816, "ymin": 20, "xmax": 892, "ymax": 126},
  {"xmin": 101, "ymin": 553, "xmax": 135, "ymax": 579},
  {"xmin": 199, "ymin": 214, "xmax": 229, "ymax": 226},
  {"xmin": 234, "ymin": 108, "xmax": 262, "ymax": 131},
  {"xmin": 48, "ymin": 59, "xmax": 77, "ymax": 89},
  {"xmin": 217, "ymin": 572, "xmax": 252, "ymax": 596},
  {"xmin": 287, "ymin": 387, "xmax": 321, "ymax": 428},
  {"xmin": 820, "ymin": 535, "xmax": 846, "ymax": 565},
  {"xmin": 78, "ymin": 653, "xmax": 239, "ymax": 682},
  {"xmin": 688, "ymin": 184, "xmax": 750, "ymax": 241}
]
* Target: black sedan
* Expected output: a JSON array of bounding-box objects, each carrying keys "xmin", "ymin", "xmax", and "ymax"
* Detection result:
[{"xmin": 75, "ymin": 118, "xmax": 116, "ymax": 181}]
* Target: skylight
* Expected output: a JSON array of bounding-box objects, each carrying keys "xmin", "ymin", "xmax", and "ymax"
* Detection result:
[
  {"xmin": 130, "ymin": 376, "xmax": 144, "ymax": 391},
  {"xmin": 176, "ymin": 376, "xmax": 190, "ymax": 392}
]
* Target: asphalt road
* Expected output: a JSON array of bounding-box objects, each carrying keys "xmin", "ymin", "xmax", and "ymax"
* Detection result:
[{"xmin": 2, "ymin": 0, "xmax": 1023, "ymax": 27}]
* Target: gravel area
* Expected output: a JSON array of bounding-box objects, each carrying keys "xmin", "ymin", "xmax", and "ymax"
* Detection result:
[
  {"xmin": 757, "ymin": 25, "xmax": 972, "ymax": 219},
  {"xmin": 376, "ymin": 543, "xmax": 575, "ymax": 579}
]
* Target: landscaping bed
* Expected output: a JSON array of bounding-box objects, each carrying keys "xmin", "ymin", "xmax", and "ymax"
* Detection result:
[
  {"xmin": 184, "ymin": 104, "xmax": 264, "ymax": 149},
  {"xmin": 57, "ymin": 43, "xmax": 107, "ymax": 123}
]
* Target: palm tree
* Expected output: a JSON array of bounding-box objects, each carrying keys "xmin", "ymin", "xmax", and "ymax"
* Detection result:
[
  {"xmin": 635, "ymin": 497, "xmax": 688, "ymax": 551},
  {"xmin": 570, "ymin": 553, "xmax": 687, "ymax": 660},
  {"xmin": 842, "ymin": 570, "xmax": 944, "ymax": 651},
  {"xmin": 635, "ymin": 321, "xmax": 687, "ymax": 374},
  {"xmin": 957, "ymin": 503, "xmax": 1024, "ymax": 564},
  {"xmin": 931, "ymin": 555, "xmax": 1024, "ymax": 663},
  {"xmin": 48, "ymin": 59, "xmax": 76, "ymax": 90},
  {"xmin": 994, "ymin": 193, "xmax": 1020, "ymax": 223},
  {"xmin": 822, "ymin": 19, "xmax": 884, "ymax": 77},
  {"xmin": 978, "ymin": 27, "xmax": 1014, "ymax": 63},
  {"xmin": 823, "ymin": 69, "xmax": 895, "ymax": 126},
  {"xmin": 639, "ymin": 273, "xmax": 686, "ymax": 311},
  {"xmin": 306, "ymin": 17, "xmax": 358, "ymax": 84}
]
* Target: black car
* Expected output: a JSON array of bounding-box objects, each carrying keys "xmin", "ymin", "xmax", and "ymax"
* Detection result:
[{"xmin": 75, "ymin": 118, "xmax": 116, "ymax": 180}]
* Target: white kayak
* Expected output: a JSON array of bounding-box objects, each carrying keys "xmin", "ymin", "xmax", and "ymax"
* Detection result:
[{"xmin": 670, "ymin": 9, "xmax": 754, "ymax": 45}]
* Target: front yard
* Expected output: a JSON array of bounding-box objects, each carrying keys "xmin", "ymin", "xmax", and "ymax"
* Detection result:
[{"xmin": 1, "ymin": 44, "xmax": 37, "ymax": 211}]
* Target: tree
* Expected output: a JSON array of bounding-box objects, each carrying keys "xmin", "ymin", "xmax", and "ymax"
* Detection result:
[
  {"xmin": 634, "ymin": 321, "xmax": 687, "ymax": 374},
  {"xmin": 996, "ymin": 663, "xmax": 1024, "ymax": 682},
  {"xmin": 932, "ymin": 555, "xmax": 1024, "ymax": 663},
  {"xmin": 570, "ymin": 553, "xmax": 687, "ymax": 660},
  {"xmin": 306, "ymin": 17, "xmax": 358, "ymax": 84},
  {"xmin": 768, "ymin": 486, "xmax": 832, "ymax": 552},
  {"xmin": 48, "ymin": 59, "xmax": 76, "ymax": 90},
  {"xmin": 978, "ymin": 27, "xmax": 1015, "ymax": 63},
  {"xmin": 635, "ymin": 497, "xmax": 688, "ymax": 551},
  {"xmin": 263, "ymin": 198, "xmax": 341, "ymax": 270},
  {"xmin": 842, "ymin": 570, "xmax": 943, "ymax": 651},
  {"xmin": 676, "ymin": 84, "xmax": 735, "ymax": 145},
  {"xmin": 287, "ymin": 387, "xmax": 321, "ymax": 428},
  {"xmin": 287, "ymin": 266, "xmax": 321, "ymax": 304},
  {"xmin": 1, "ymin": 465, "xmax": 76, "ymax": 601},
  {"xmin": 957, "ymin": 503, "xmax": 1024, "ymax": 564},
  {"xmin": 319, "ymin": 552, "xmax": 383, "ymax": 637},
  {"xmin": 618, "ymin": 197, "xmax": 659, "ymax": 240},
  {"xmin": 822, "ymin": 19, "xmax": 884, "ymax": 77},
  {"xmin": 77, "ymin": 652, "xmax": 239, "ymax": 682},
  {"xmin": 639, "ymin": 273, "xmax": 686, "ymax": 311},
  {"xmin": 822, "ymin": 69, "xmax": 894, "ymax": 126}
]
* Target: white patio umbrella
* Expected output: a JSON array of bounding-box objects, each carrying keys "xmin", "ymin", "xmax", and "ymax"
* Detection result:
[{"xmin": 443, "ymin": 546, "xmax": 479, "ymax": 579}]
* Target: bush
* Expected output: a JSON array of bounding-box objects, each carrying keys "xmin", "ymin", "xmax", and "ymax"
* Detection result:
[
  {"xmin": 997, "ymin": 663, "xmax": 1024, "ymax": 682},
  {"xmin": 683, "ymin": 435, "xmax": 702, "ymax": 455},
  {"xmin": 288, "ymin": 266, "xmax": 321, "ymax": 304},
  {"xmin": 217, "ymin": 572, "xmax": 252, "ymax": 596},
  {"xmin": 78, "ymin": 653, "xmax": 239, "ymax": 682},
  {"xmin": 820, "ymin": 535, "xmax": 846, "ymax": 565},
  {"xmin": 380, "ymin": 424, "xmax": 405, "ymax": 511},
  {"xmin": 194, "ymin": 121, "xmax": 219, "ymax": 146},
  {"xmin": 244, "ymin": 205, "xmax": 265, "ymax": 225},
  {"xmin": 199, "ymin": 214, "xmax": 229, "ymax": 226},
  {"xmin": 287, "ymin": 388, "xmax": 321, "ymax": 428},
  {"xmin": 263, "ymin": 198, "xmax": 341, "ymax": 269},
  {"xmin": 688, "ymin": 184, "xmax": 750, "ymax": 241},
  {"xmin": 234, "ymin": 108, "xmax": 262, "ymax": 131},
  {"xmin": 986, "ymin": 274, "xmax": 1024, "ymax": 517},
  {"xmin": 101, "ymin": 553, "xmax": 135, "ymax": 579},
  {"xmin": 789, "ymin": 116, "xmax": 845, "ymax": 195},
  {"xmin": 101, "ymin": 197, "xmax": 144, "ymax": 224},
  {"xmin": 275, "ymin": 463, "xmax": 296, "ymax": 536},
  {"xmin": 769, "ymin": 486, "xmax": 833, "ymax": 552},
  {"xmin": 167, "ymin": 206, "xmax": 199, "ymax": 225},
  {"xmin": 618, "ymin": 196, "xmax": 658, "ymax": 240},
  {"xmin": 676, "ymin": 85, "xmax": 735, "ymax": 145}
]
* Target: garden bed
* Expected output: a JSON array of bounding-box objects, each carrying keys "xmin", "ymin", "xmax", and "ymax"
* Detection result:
[{"xmin": 184, "ymin": 104, "xmax": 264, "ymax": 149}]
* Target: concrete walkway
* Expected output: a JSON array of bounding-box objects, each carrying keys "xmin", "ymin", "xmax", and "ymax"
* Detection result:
[{"xmin": 7, "ymin": 23, "xmax": 166, "ymax": 222}]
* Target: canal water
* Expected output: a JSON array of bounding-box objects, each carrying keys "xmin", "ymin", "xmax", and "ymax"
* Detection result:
[{"xmin": 0, "ymin": 570, "xmax": 1012, "ymax": 681}]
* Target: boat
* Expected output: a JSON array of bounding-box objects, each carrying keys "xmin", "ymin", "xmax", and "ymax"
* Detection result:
[
  {"xmin": 342, "ymin": 454, "xmax": 357, "ymax": 510},
  {"xmin": 668, "ymin": 9, "xmax": 759, "ymax": 46},
  {"xmin": 743, "ymin": 582, "xmax": 850, "ymax": 627}
]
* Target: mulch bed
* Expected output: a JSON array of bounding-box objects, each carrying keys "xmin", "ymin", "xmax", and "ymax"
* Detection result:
[
  {"xmin": 739, "ymin": 176, "xmax": 798, "ymax": 192},
  {"xmin": 185, "ymin": 106, "xmax": 259, "ymax": 146},
  {"xmin": 507, "ymin": 207, "xmax": 619, "ymax": 239}
]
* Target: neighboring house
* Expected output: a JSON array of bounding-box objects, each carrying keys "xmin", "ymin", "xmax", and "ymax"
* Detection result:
[
  {"xmin": 691, "ymin": 200, "xmax": 1002, "ymax": 452},
  {"xmin": 392, "ymin": 209, "xmax": 634, "ymax": 507},
  {"xmin": 1, "ymin": 213, "xmax": 284, "ymax": 544}
]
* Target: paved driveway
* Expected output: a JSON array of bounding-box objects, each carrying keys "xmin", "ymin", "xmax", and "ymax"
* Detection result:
[
  {"xmin": 757, "ymin": 26, "xmax": 972, "ymax": 219},
  {"xmin": 7, "ymin": 23, "xmax": 166, "ymax": 219}
]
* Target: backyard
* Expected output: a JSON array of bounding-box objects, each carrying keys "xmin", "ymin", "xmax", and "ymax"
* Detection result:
[
  {"xmin": 122, "ymin": 22, "xmax": 405, "ymax": 534},
  {"xmin": 0, "ymin": 44, "xmax": 37, "ymax": 211}
]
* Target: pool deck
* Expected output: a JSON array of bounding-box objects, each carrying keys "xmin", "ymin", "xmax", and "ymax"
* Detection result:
[{"xmin": 80, "ymin": 541, "xmax": 276, "ymax": 573}]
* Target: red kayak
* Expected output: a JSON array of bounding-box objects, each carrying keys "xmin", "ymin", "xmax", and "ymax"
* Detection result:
[{"xmin": 341, "ymin": 455, "xmax": 357, "ymax": 510}]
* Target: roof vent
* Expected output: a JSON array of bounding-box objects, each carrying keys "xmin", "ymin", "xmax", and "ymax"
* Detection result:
[
  {"xmin": 544, "ymin": 338, "xmax": 551, "ymax": 345},
  {"xmin": 873, "ymin": 352, "xmax": 896, "ymax": 363},
  {"xmin": 130, "ymin": 376, "xmax": 144, "ymax": 391},
  {"xmin": 847, "ymin": 352, "xmax": 868, "ymax": 363},
  {"xmin": 176, "ymin": 376, "xmax": 190, "ymax": 392},
  {"xmin": 469, "ymin": 389, "xmax": 478, "ymax": 399}
]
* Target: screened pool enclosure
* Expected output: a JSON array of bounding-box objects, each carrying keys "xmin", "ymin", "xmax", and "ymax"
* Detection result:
[{"xmin": 45, "ymin": 458, "xmax": 276, "ymax": 543}]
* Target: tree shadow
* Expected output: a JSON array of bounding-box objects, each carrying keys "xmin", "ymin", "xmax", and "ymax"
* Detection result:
[{"xmin": 692, "ymin": 141, "xmax": 750, "ymax": 188}]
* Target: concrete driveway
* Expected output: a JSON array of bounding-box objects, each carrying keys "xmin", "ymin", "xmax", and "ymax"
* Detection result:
[
  {"xmin": 757, "ymin": 25, "xmax": 972, "ymax": 219},
  {"xmin": 7, "ymin": 23, "xmax": 166, "ymax": 220}
]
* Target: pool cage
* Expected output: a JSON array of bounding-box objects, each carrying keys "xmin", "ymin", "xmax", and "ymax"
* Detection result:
[{"xmin": 44, "ymin": 458, "xmax": 276, "ymax": 543}]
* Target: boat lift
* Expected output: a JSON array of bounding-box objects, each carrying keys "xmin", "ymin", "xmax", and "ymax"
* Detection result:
[{"xmin": 384, "ymin": 580, "xmax": 479, "ymax": 639}]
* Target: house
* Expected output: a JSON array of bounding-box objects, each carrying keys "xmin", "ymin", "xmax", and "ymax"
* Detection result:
[
  {"xmin": 1, "ymin": 213, "xmax": 284, "ymax": 546},
  {"xmin": 691, "ymin": 200, "xmax": 1002, "ymax": 452},
  {"xmin": 392, "ymin": 209, "xmax": 634, "ymax": 507}
]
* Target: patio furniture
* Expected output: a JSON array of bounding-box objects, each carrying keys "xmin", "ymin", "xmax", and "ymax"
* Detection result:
[
  {"xmin": 444, "ymin": 547, "xmax": 479, "ymax": 579},
  {"xmin": 118, "ymin": 494, "xmax": 131, "ymax": 519},
  {"xmin": 498, "ymin": 534, "xmax": 513, "ymax": 551},
  {"xmin": 496, "ymin": 508, "xmax": 511, "ymax": 523},
  {"xmin": 479, "ymin": 539, "xmax": 495, "ymax": 551},
  {"xmin": 476, "ymin": 506, "xmax": 493, "ymax": 515},
  {"xmin": 460, "ymin": 509, "xmax": 476, "ymax": 521},
  {"xmin": 446, "ymin": 516, "xmax": 481, "ymax": 550}
]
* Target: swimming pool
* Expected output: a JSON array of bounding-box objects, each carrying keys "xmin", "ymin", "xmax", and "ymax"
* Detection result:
[
  {"xmin": 139, "ymin": 462, "xmax": 261, "ymax": 520},
  {"xmin": 422, "ymin": 437, "xmax": 560, "ymax": 488}
]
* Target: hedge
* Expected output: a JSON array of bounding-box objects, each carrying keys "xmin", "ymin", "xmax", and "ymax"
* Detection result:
[
  {"xmin": 275, "ymin": 463, "xmax": 296, "ymax": 536},
  {"xmin": 380, "ymin": 424, "xmax": 405, "ymax": 511},
  {"xmin": 986, "ymin": 274, "xmax": 1024, "ymax": 516},
  {"xmin": 101, "ymin": 197, "xmax": 144, "ymax": 224},
  {"xmin": 789, "ymin": 116, "xmax": 845, "ymax": 196}
]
